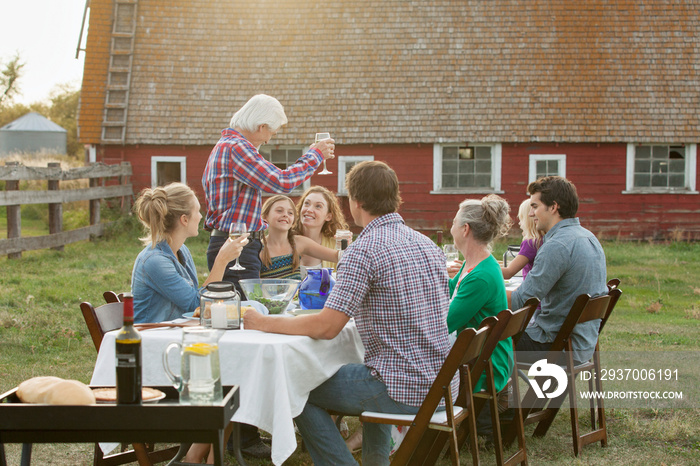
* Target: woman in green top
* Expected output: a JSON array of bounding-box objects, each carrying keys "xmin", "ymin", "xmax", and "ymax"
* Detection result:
[{"xmin": 447, "ymin": 194, "xmax": 513, "ymax": 393}]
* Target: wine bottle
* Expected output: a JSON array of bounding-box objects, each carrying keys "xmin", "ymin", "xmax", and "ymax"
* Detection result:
[{"xmin": 116, "ymin": 292, "xmax": 142, "ymax": 404}]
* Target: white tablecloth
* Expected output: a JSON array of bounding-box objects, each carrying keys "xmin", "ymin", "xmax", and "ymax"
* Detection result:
[{"xmin": 91, "ymin": 321, "xmax": 364, "ymax": 465}]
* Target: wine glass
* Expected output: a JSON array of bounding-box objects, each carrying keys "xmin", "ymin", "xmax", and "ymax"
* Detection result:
[
  {"xmin": 315, "ymin": 132, "xmax": 332, "ymax": 175},
  {"xmin": 443, "ymin": 244, "xmax": 460, "ymax": 267},
  {"xmin": 228, "ymin": 222, "xmax": 247, "ymax": 270}
]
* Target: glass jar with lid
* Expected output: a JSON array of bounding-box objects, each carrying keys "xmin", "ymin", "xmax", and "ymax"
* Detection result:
[{"xmin": 200, "ymin": 281, "xmax": 241, "ymax": 329}]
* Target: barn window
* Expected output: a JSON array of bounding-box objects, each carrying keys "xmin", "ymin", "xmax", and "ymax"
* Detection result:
[
  {"xmin": 337, "ymin": 156, "xmax": 374, "ymax": 195},
  {"xmin": 151, "ymin": 156, "xmax": 186, "ymax": 187},
  {"xmin": 528, "ymin": 154, "xmax": 566, "ymax": 183},
  {"xmin": 624, "ymin": 144, "xmax": 698, "ymax": 194},
  {"xmin": 432, "ymin": 143, "xmax": 502, "ymax": 193},
  {"xmin": 259, "ymin": 145, "xmax": 310, "ymax": 193}
]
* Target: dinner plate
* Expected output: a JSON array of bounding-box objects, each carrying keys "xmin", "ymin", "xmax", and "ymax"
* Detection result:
[
  {"xmin": 182, "ymin": 311, "xmax": 198, "ymax": 320},
  {"xmin": 93, "ymin": 387, "xmax": 166, "ymax": 404}
]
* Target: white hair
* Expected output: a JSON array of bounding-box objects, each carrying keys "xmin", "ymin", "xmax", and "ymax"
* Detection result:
[{"xmin": 230, "ymin": 94, "xmax": 288, "ymax": 132}]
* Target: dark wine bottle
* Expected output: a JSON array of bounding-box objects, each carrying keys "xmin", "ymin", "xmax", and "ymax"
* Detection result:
[{"xmin": 116, "ymin": 292, "xmax": 142, "ymax": 404}]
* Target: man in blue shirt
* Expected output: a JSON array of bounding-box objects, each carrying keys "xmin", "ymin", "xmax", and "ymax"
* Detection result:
[{"xmin": 509, "ymin": 176, "xmax": 607, "ymax": 364}]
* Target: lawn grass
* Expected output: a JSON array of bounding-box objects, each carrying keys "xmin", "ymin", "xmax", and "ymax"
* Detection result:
[{"xmin": 1, "ymin": 224, "xmax": 699, "ymax": 464}]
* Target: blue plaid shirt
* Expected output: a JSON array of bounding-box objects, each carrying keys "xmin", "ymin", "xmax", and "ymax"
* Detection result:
[
  {"xmin": 325, "ymin": 213, "xmax": 457, "ymax": 407},
  {"xmin": 202, "ymin": 128, "xmax": 322, "ymax": 232}
]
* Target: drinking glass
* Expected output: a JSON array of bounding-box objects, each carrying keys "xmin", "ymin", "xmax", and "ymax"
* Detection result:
[
  {"xmin": 443, "ymin": 244, "xmax": 460, "ymax": 267},
  {"xmin": 315, "ymin": 132, "xmax": 332, "ymax": 175},
  {"xmin": 228, "ymin": 222, "xmax": 247, "ymax": 270}
]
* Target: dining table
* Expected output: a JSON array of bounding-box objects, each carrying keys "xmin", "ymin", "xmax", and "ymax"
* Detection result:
[{"xmin": 90, "ymin": 318, "xmax": 365, "ymax": 465}]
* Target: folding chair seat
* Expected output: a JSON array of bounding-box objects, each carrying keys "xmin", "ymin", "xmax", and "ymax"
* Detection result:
[
  {"xmin": 505, "ymin": 291, "xmax": 619, "ymax": 457},
  {"xmin": 359, "ymin": 324, "xmax": 494, "ymax": 466},
  {"xmin": 458, "ymin": 297, "xmax": 540, "ymax": 466},
  {"xmin": 80, "ymin": 301, "xmax": 179, "ymax": 465}
]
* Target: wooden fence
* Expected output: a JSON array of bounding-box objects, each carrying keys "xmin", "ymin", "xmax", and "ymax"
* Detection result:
[{"xmin": 0, "ymin": 161, "xmax": 132, "ymax": 258}]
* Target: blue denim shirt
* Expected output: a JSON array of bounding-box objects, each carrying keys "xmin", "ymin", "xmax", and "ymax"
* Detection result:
[
  {"xmin": 511, "ymin": 218, "xmax": 607, "ymax": 362},
  {"xmin": 131, "ymin": 241, "xmax": 202, "ymax": 323}
]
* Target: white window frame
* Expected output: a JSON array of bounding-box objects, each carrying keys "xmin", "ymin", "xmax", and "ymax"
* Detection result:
[
  {"xmin": 337, "ymin": 155, "xmax": 374, "ymax": 195},
  {"xmin": 528, "ymin": 154, "xmax": 567, "ymax": 183},
  {"xmin": 431, "ymin": 143, "xmax": 503, "ymax": 194},
  {"xmin": 624, "ymin": 143, "xmax": 698, "ymax": 194},
  {"xmin": 260, "ymin": 145, "xmax": 310, "ymax": 194},
  {"xmin": 151, "ymin": 156, "xmax": 186, "ymax": 187}
]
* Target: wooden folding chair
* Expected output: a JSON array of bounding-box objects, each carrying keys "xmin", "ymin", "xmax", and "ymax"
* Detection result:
[
  {"xmin": 103, "ymin": 291, "xmax": 124, "ymax": 304},
  {"xmin": 359, "ymin": 324, "xmax": 493, "ymax": 466},
  {"xmin": 462, "ymin": 297, "xmax": 540, "ymax": 466},
  {"xmin": 79, "ymin": 301, "xmax": 179, "ymax": 465},
  {"xmin": 505, "ymin": 292, "xmax": 615, "ymax": 457}
]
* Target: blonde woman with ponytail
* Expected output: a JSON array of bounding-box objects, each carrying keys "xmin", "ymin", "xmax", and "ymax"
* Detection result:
[{"xmin": 131, "ymin": 183, "xmax": 248, "ymax": 323}]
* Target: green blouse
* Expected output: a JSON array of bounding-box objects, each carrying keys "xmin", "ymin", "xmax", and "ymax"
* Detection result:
[{"xmin": 447, "ymin": 254, "xmax": 511, "ymax": 392}]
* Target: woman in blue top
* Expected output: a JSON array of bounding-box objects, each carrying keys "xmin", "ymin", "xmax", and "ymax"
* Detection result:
[
  {"xmin": 447, "ymin": 194, "xmax": 513, "ymax": 393},
  {"xmin": 131, "ymin": 182, "xmax": 248, "ymax": 323}
]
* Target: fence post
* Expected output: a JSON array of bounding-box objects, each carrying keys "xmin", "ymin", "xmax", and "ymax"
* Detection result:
[
  {"xmin": 89, "ymin": 173, "xmax": 101, "ymax": 241},
  {"xmin": 120, "ymin": 161, "xmax": 131, "ymax": 215},
  {"xmin": 48, "ymin": 162, "xmax": 64, "ymax": 251},
  {"xmin": 5, "ymin": 162, "xmax": 21, "ymax": 259}
]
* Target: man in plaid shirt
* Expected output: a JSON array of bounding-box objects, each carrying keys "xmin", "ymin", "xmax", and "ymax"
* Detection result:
[
  {"xmin": 202, "ymin": 94, "xmax": 335, "ymax": 459},
  {"xmin": 245, "ymin": 161, "xmax": 455, "ymax": 465},
  {"xmin": 202, "ymin": 94, "xmax": 335, "ymax": 292}
]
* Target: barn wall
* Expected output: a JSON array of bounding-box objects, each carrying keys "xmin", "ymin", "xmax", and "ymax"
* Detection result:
[{"xmin": 100, "ymin": 141, "xmax": 700, "ymax": 240}]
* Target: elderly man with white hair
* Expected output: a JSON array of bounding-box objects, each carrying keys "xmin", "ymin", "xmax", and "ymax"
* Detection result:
[{"xmin": 202, "ymin": 94, "xmax": 335, "ymax": 459}]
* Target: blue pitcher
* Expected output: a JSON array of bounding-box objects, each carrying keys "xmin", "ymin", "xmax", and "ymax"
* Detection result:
[{"xmin": 298, "ymin": 268, "xmax": 335, "ymax": 310}]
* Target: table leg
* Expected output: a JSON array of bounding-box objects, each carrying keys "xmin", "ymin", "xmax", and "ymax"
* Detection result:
[
  {"xmin": 20, "ymin": 444, "xmax": 31, "ymax": 466},
  {"xmin": 1, "ymin": 442, "xmax": 6, "ymax": 466}
]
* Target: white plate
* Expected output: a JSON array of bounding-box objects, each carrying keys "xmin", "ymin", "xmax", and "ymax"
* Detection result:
[{"xmin": 182, "ymin": 311, "xmax": 198, "ymax": 320}]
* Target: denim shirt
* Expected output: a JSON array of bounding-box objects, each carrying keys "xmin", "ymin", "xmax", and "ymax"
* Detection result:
[
  {"xmin": 131, "ymin": 241, "xmax": 202, "ymax": 323},
  {"xmin": 511, "ymin": 218, "xmax": 607, "ymax": 362}
]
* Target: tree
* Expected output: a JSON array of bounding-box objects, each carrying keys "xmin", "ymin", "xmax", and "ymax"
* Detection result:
[{"xmin": 0, "ymin": 53, "xmax": 25, "ymax": 107}]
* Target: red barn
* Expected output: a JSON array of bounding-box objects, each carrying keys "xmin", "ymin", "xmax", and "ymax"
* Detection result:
[{"xmin": 78, "ymin": 0, "xmax": 700, "ymax": 240}]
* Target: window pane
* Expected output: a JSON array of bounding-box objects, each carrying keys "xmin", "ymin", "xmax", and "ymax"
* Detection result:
[
  {"xmin": 652, "ymin": 160, "xmax": 668, "ymax": 174},
  {"xmin": 669, "ymin": 159, "xmax": 685, "ymax": 173},
  {"xmin": 443, "ymin": 147, "xmax": 459, "ymax": 159},
  {"xmin": 460, "ymin": 159, "xmax": 475, "ymax": 174},
  {"xmin": 668, "ymin": 174, "xmax": 685, "ymax": 187},
  {"xmin": 547, "ymin": 160, "xmax": 559, "ymax": 174},
  {"xmin": 634, "ymin": 159, "xmax": 651, "ymax": 173},
  {"xmin": 652, "ymin": 146, "xmax": 667, "ymax": 159},
  {"xmin": 475, "ymin": 146, "xmax": 492, "ymax": 159},
  {"xmin": 636, "ymin": 146, "xmax": 651, "ymax": 159},
  {"xmin": 651, "ymin": 174, "xmax": 667, "ymax": 187},
  {"xmin": 443, "ymin": 160, "xmax": 459, "ymax": 173},
  {"xmin": 271, "ymin": 149, "xmax": 286, "ymax": 163},
  {"xmin": 475, "ymin": 159, "xmax": 491, "ymax": 173},
  {"xmin": 443, "ymin": 174, "xmax": 458, "ymax": 188},
  {"xmin": 474, "ymin": 174, "xmax": 491, "ymax": 187},
  {"xmin": 634, "ymin": 174, "xmax": 650, "ymax": 186},
  {"xmin": 459, "ymin": 174, "xmax": 475, "ymax": 187}
]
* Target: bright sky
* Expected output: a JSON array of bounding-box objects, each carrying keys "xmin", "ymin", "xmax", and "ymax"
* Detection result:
[{"xmin": 0, "ymin": 0, "xmax": 87, "ymax": 105}]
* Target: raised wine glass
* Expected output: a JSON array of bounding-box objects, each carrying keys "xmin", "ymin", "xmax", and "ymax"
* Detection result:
[
  {"xmin": 315, "ymin": 132, "xmax": 332, "ymax": 175},
  {"xmin": 443, "ymin": 244, "xmax": 460, "ymax": 267},
  {"xmin": 228, "ymin": 222, "xmax": 247, "ymax": 270}
]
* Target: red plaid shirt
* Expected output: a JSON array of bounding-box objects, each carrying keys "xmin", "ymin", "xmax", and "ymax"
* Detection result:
[
  {"xmin": 202, "ymin": 128, "xmax": 322, "ymax": 232},
  {"xmin": 325, "ymin": 213, "xmax": 457, "ymax": 407}
]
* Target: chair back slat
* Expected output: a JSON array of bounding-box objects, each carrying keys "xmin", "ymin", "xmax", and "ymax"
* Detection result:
[
  {"xmin": 578, "ymin": 295, "xmax": 612, "ymax": 325},
  {"xmin": 499, "ymin": 298, "xmax": 540, "ymax": 342},
  {"xmin": 80, "ymin": 301, "xmax": 124, "ymax": 352},
  {"xmin": 599, "ymin": 288, "xmax": 622, "ymax": 334},
  {"xmin": 103, "ymin": 291, "xmax": 122, "ymax": 303}
]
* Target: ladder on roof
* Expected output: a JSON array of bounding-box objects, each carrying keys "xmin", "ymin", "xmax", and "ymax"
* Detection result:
[{"xmin": 101, "ymin": 0, "xmax": 139, "ymax": 144}]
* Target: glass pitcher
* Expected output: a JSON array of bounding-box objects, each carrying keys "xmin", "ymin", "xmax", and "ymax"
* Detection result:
[
  {"xmin": 163, "ymin": 327, "xmax": 223, "ymax": 405},
  {"xmin": 298, "ymin": 268, "xmax": 335, "ymax": 310}
]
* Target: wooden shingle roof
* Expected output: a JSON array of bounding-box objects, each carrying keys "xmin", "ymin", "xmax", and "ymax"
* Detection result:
[{"xmin": 81, "ymin": 0, "xmax": 700, "ymax": 146}]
